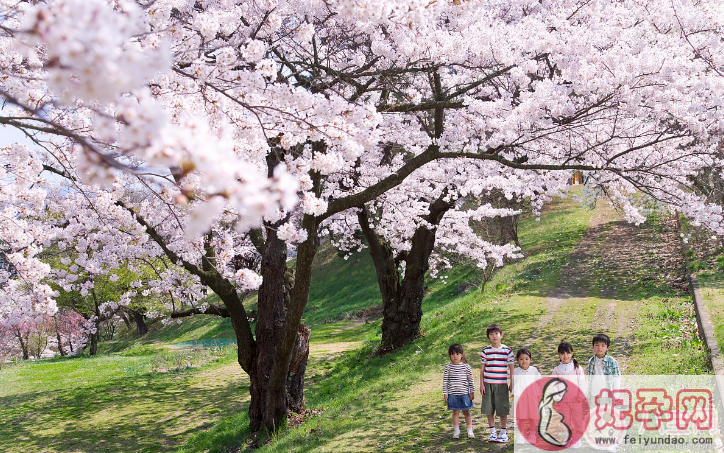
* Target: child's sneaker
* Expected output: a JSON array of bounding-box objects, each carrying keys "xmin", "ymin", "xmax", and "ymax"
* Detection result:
[
  {"xmin": 467, "ymin": 427, "xmax": 474, "ymax": 438},
  {"xmin": 453, "ymin": 427, "xmax": 460, "ymax": 439},
  {"xmin": 487, "ymin": 428, "xmax": 497, "ymax": 442},
  {"xmin": 496, "ymin": 430, "xmax": 509, "ymax": 443}
]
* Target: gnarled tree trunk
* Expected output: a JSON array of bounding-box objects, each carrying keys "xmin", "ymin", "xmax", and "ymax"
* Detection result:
[
  {"xmin": 359, "ymin": 192, "xmax": 452, "ymax": 354},
  {"xmin": 249, "ymin": 228, "xmax": 292, "ymax": 431},
  {"xmin": 15, "ymin": 328, "xmax": 29, "ymax": 360},
  {"xmin": 247, "ymin": 209, "xmax": 319, "ymax": 431},
  {"xmin": 88, "ymin": 331, "xmax": 99, "ymax": 356},
  {"xmin": 499, "ymin": 212, "xmax": 520, "ymax": 247},
  {"xmin": 286, "ymin": 323, "xmax": 311, "ymax": 413},
  {"xmin": 131, "ymin": 310, "xmax": 148, "ymax": 335}
]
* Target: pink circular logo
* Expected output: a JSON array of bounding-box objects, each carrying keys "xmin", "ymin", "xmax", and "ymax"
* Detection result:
[{"xmin": 516, "ymin": 377, "xmax": 591, "ymax": 450}]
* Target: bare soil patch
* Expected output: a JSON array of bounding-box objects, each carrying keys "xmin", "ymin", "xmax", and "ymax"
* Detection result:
[{"xmin": 530, "ymin": 207, "xmax": 689, "ymax": 371}]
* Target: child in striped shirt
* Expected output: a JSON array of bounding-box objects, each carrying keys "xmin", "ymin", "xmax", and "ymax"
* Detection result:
[
  {"xmin": 443, "ymin": 343, "xmax": 475, "ymax": 439},
  {"xmin": 480, "ymin": 324, "xmax": 515, "ymax": 443}
]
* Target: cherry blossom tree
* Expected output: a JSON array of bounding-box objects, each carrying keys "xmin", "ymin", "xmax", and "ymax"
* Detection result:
[
  {"xmin": 0, "ymin": 309, "xmax": 84, "ymax": 360},
  {"xmin": 2, "ymin": 0, "xmax": 724, "ymax": 433},
  {"xmin": 0, "ymin": 322, "xmax": 20, "ymax": 364},
  {"xmin": 52, "ymin": 309, "xmax": 87, "ymax": 356},
  {"xmin": 8, "ymin": 314, "xmax": 54, "ymax": 359},
  {"xmin": 326, "ymin": 161, "xmax": 565, "ymax": 352}
]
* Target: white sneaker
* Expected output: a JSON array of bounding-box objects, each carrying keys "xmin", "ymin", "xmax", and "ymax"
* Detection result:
[
  {"xmin": 467, "ymin": 427, "xmax": 474, "ymax": 438},
  {"xmin": 487, "ymin": 429, "xmax": 497, "ymax": 442},
  {"xmin": 453, "ymin": 427, "xmax": 460, "ymax": 439},
  {"xmin": 496, "ymin": 431, "xmax": 509, "ymax": 443}
]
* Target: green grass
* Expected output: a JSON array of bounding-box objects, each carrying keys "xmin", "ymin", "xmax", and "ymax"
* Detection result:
[
  {"xmin": 0, "ymin": 348, "xmax": 246, "ymax": 452},
  {"xmin": 633, "ymin": 296, "xmax": 709, "ymax": 374},
  {"xmin": 694, "ymin": 271, "xmax": 724, "ymax": 357},
  {"xmin": 679, "ymin": 217, "xmax": 724, "ymax": 361},
  {"xmin": 181, "ymin": 193, "xmax": 606, "ymax": 452},
  {"xmin": 2, "ymin": 191, "xmax": 714, "ymax": 453},
  {"xmin": 303, "ymin": 245, "xmax": 382, "ymax": 327},
  {"xmin": 0, "ymin": 315, "xmax": 377, "ymax": 453}
]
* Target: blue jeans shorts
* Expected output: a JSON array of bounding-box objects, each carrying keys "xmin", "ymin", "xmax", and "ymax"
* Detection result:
[{"xmin": 447, "ymin": 394, "xmax": 474, "ymax": 411}]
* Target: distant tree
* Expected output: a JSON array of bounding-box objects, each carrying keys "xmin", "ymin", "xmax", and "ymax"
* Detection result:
[{"xmin": 52, "ymin": 310, "xmax": 87, "ymax": 356}]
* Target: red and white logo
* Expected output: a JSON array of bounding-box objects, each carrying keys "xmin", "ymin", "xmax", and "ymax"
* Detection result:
[{"xmin": 516, "ymin": 377, "xmax": 591, "ymax": 451}]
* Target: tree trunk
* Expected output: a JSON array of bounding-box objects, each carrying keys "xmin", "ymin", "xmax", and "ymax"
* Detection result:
[
  {"xmin": 358, "ymin": 208, "xmax": 402, "ymax": 353},
  {"xmin": 247, "ymin": 215, "xmax": 317, "ymax": 430},
  {"xmin": 382, "ymin": 208, "xmax": 443, "ymax": 352},
  {"xmin": 89, "ymin": 331, "xmax": 99, "ymax": 356},
  {"xmin": 359, "ymin": 193, "xmax": 452, "ymax": 354},
  {"xmin": 89, "ymin": 289, "xmax": 101, "ymax": 356},
  {"xmin": 54, "ymin": 317, "xmax": 66, "ymax": 357},
  {"xmin": 286, "ymin": 323, "xmax": 310, "ymax": 413},
  {"xmin": 119, "ymin": 310, "xmax": 131, "ymax": 329},
  {"xmin": 208, "ymin": 228, "xmax": 313, "ymax": 432},
  {"xmin": 15, "ymin": 329, "xmax": 29, "ymax": 360},
  {"xmin": 499, "ymin": 213, "xmax": 520, "ymax": 247},
  {"xmin": 242, "ymin": 157, "xmax": 321, "ymax": 431},
  {"xmin": 249, "ymin": 227, "xmax": 291, "ymax": 432},
  {"xmin": 131, "ymin": 310, "xmax": 148, "ymax": 335},
  {"xmin": 31, "ymin": 332, "xmax": 48, "ymax": 359}
]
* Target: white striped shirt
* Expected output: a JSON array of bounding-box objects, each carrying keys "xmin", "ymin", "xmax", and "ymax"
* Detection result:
[
  {"xmin": 480, "ymin": 344, "xmax": 514, "ymax": 384},
  {"xmin": 443, "ymin": 363, "xmax": 475, "ymax": 395}
]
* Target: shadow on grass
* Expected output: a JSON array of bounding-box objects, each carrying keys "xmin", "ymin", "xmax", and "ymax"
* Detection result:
[
  {"xmin": 0, "ymin": 370, "xmax": 249, "ymax": 453},
  {"xmin": 405, "ymin": 404, "xmax": 515, "ymax": 453},
  {"xmin": 250, "ymin": 309, "xmax": 531, "ymax": 453},
  {"xmin": 698, "ymin": 272, "xmax": 724, "ymax": 290}
]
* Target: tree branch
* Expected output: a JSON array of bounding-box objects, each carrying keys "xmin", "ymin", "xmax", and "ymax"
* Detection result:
[
  {"xmin": 170, "ymin": 305, "xmax": 231, "ymax": 318},
  {"xmin": 115, "ymin": 200, "xmax": 212, "ymax": 284},
  {"xmin": 321, "ymin": 144, "xmax": 441, "ymax": 220}
]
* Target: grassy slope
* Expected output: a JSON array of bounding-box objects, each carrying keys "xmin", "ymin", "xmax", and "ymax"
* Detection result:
[
  {"xmin": 0, "ymin": 194, "xmax": 712, "ymax": 453},
  {"xmin": 305, "ymin": 245, "xmax": 381, "ymax": 327},
  {"xmin": 0, "ymin": 347, "xmax": 246, "ymax": 452},
  {"xmin": 679, "ymin": 221, "xmax": 724, "ymax": 364},
  {"xmin": 698, "ymin": 272, "xmax": 724, "ymax": 354},
  {"xmin": 180, "ymin": 194, "xmax": 597, "ymax": 452},
  {"xmin": 183, "ymin": 195, "xmax": 710, "ymax": 453}
]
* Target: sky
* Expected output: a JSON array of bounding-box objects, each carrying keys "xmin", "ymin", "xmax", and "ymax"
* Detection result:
[{"xmin": 0, "ymin": 124, "xmax": 35, "ymax": 148}]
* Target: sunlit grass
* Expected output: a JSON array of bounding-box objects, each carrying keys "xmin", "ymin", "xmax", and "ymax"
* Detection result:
[
  {"xmin": 0, "ymin": 351, "xmax": 246, "ymax": 452},
  {"xmin": 2, "ymin": 190, "xmax": 714, "ymax": 453},
  {"xmin": 182, "ymin": 193, "xmax": 601, "ymax": 452},
  {"xmin": 693, "ymin": 272, "xmax": 724, "ymax": 358}
]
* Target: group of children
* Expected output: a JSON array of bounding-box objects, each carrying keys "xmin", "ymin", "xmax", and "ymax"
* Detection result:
[{"xmin": 441, "ymin": 324, "xmax": 621, "ymax": 445}]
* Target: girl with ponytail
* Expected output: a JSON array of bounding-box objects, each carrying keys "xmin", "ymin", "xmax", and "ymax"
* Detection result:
[{"xmin": 551, "ymin": 342, "xmax": 587, "ymax": 448}]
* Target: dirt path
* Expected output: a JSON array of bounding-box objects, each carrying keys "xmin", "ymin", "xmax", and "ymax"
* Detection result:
[
  {"xmin": 526, "ymin": 204, "xmax": 688, "ymax": 372},
  {"xmin": 310, "ymin": 202, "xmax": 697, "ymax": 453},
  {"xmin": 523, "ymin": 206, "xmax": 611, "ymax": 352}
]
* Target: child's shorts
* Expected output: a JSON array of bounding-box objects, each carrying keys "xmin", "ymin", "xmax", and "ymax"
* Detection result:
[
  {"xmin": 447, "ymin": 393, "xmax": 474, "ymax": 410},
  {"xmin": 481, "ymin": 382, "xmax": 510, "ymax": 416}
]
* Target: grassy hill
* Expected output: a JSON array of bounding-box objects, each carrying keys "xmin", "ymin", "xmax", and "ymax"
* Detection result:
[{"xmin": 0, "ymin": 193, "xmax": 711, "ymax": 453}]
